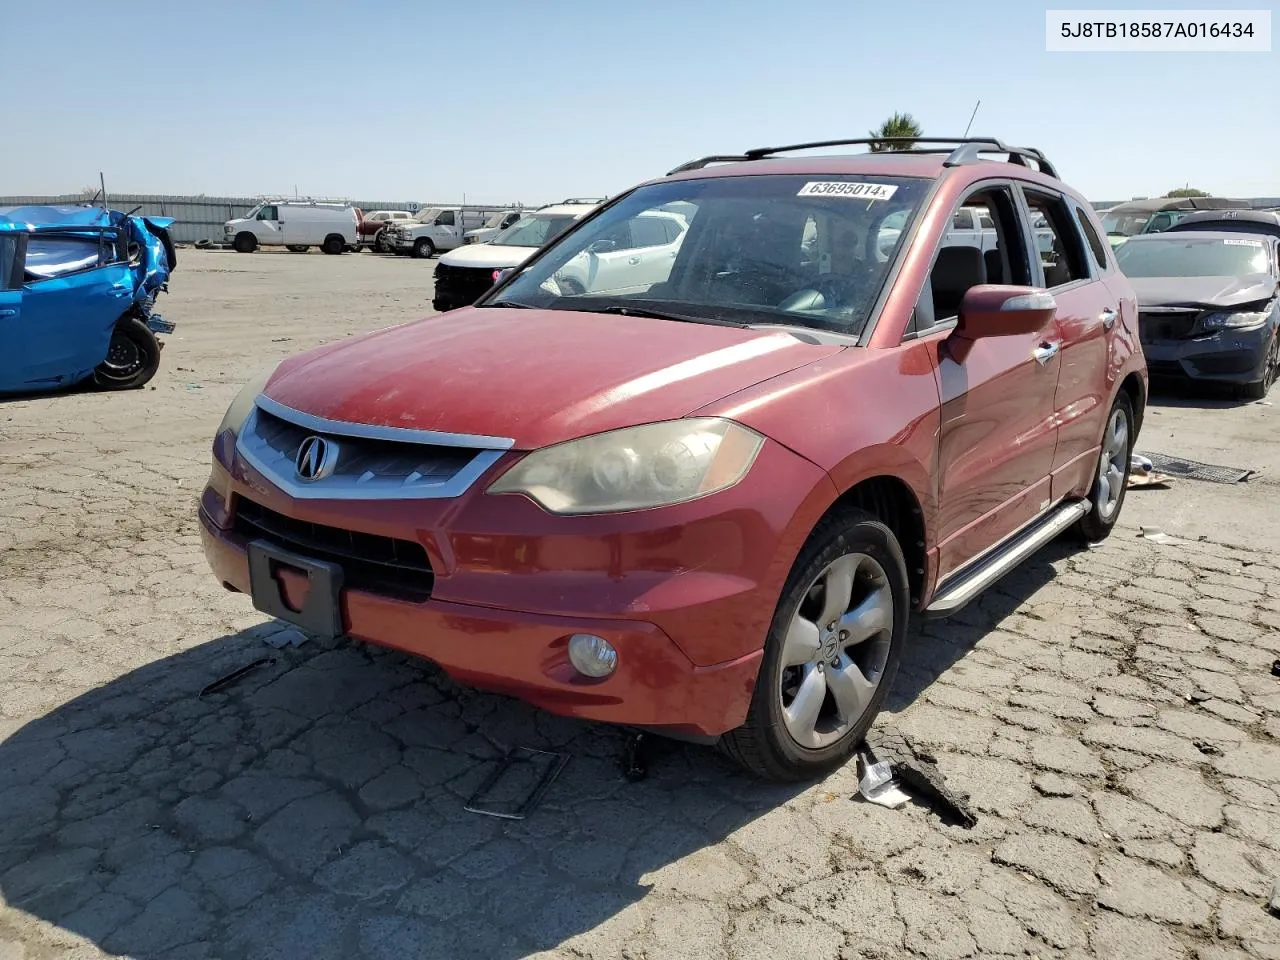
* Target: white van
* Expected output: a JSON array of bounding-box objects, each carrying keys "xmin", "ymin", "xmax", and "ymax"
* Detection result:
[{"xmin": 223, "ymin": 199, "xmax": 360, "ymax": 254}]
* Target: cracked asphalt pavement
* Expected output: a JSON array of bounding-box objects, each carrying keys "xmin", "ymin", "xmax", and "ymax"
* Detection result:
[{"xmin": 1, "ymin": 252, "xmax": 1279, "ymax": 959}]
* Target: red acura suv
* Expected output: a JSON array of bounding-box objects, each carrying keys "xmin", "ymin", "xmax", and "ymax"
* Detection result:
[{"xmin": 200, "ymin": 137, "xmax": 1146, "ymax": 781}]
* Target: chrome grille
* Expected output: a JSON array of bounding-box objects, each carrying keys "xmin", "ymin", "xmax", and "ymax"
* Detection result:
[{"xmin": 234, "ymin": 397, "xmax": 511, "ymax": 501}]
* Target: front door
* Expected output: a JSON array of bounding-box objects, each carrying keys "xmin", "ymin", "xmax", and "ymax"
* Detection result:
[
  {"xmin": 255, "ymin": 205, "xmax": 283, "ymax": 244},
  {"xmin": 926, "ymin": 183, "xmax": 1064, "ymax": 580}
]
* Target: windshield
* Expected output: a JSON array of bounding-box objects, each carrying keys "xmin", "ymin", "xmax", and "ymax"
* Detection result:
[
  {"xmin": 414, "ymin": 208, "xmax": 443, "ymax": 223},
  {"xmin": 485, "ymin": 174, "xmax": 930, "ymax": 335},
  {"xmin": 241, "ymin": 203, "xmax": 263, "ymax": 220},
  {"xmin": 491, "ymin": 215, "xmax": 580, "ymax": 248},
  {"xmin": 1102, "ymin": 211, "xmax": 1153, "ymax": 237},
  {"xmin": 1115, "ymin": 236, "xmax": 1272, "ymax": 277},
  {"xmin": 482, "ymin": 213, "xmax": 509, "ymax": 229}
]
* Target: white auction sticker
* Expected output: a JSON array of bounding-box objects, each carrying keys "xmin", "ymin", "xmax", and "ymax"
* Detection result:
[
  {"xmin": 797, "ymin": 181, "xmax": 898, "ymax": 202},
  {"xmin": 1223, "ymin": 238, "xmax": 1262, "ymax": 245}
]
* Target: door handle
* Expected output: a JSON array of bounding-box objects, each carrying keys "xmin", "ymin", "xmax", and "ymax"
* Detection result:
[
  {"xmin": 1100, "ymin": 307, "xmax": 1117, "ymax": 329},
  {"xmin": 1032, "ymin": 341, "xmax": 1060, "ymax": 365},
  {"xmin": 0, "ymin": 309, "xmax": 15, "ymax": 317}
]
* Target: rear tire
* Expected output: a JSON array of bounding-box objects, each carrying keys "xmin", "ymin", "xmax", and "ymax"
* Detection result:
[
  {"xmin": 233, "ymin": 232, "xmax": 257, "ymax": 253},
  {"xmin": 93, "ymin": 315, "xmax": 162, "ymax": 390},
  {"xmin": 322, "ymin": 235, "xmax": 345, "ymax": 255},
  {"xmin": 1074, "ymin": 391, "xmax": 1134, "ymax": 542},
  {"xmin": 412, "ymin": 238, "xmax": 436, "ymax": 259},
  {"xmin": 718, "ymin": 508, "xmax": 909, "ymax": 782}
]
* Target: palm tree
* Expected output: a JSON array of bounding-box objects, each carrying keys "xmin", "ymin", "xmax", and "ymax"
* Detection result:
[{"xmin": 868, "ymin": 113, "xmax": 923, "ymax": 152}]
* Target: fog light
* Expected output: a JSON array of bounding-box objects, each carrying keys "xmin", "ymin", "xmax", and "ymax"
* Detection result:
[{"xmin": 567, "ymin": 634, "xmax": 617, "ymax": 678}]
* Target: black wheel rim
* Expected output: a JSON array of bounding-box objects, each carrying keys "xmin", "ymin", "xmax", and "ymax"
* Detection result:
[
  {"xmin": 99, "ymin": 332, "xmax": 144, "ymax": 380},
  {"xmin": 1267, "ymin": 337, "xmax": 1279, "ymax": 389}
]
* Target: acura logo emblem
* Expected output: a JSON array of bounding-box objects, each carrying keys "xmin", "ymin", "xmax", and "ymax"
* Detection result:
[{"xmin": 295, "ymin": 435, "xmax": 338, "ymax": 482}]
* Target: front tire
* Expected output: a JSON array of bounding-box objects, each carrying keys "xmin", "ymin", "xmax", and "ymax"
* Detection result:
[
  {"xmin": 719, "ymin": 508, "xmax": 909, "ymax": 782},
  {"xmin": 1241, "ymin": 332, "xmax": 1279, "ymax": 400},
  {"xmin": 412, "ymin": 238, "xmax": 436, "ymax": 259},
  {"xmin": 93, "ymin": 315, "xmax": 162, "ymax": 390},
  {"xmin": 1075, "ymin": 391, "xmax": 1134, "ymax": 542},
  {"xmin": 233, "ymin": 232, "xmax": 257, "ymax": 253}
]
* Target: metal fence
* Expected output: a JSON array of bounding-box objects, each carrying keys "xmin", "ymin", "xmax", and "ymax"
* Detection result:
[{"xmin": 0, "ymin": 194, "xmax": 539, "ymax": 244}]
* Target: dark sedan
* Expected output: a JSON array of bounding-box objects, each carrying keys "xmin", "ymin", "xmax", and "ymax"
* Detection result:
[
  {"xmin": 1167, "ymin": 209, "xmax": 1280, "ymax": 243},
  {"xmin": 1116, "ymin": 231, "xmax": 1280, "ymax": 398}
]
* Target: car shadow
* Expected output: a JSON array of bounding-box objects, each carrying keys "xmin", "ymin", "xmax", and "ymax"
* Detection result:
[
  {"xmin": 0, "ymin": 623, "xmax": 813, "ymax": 960},
  {"xmin": 885, "ymin": 538, "xmax": 1074, "ymax": 712},
  {"xmin": 1146, "ymin": 377, "xmax": 1258, "ymax": 409},
  {"xmin": 0, "ymin": 537, "xmax": 1080, "ymax": 959}
]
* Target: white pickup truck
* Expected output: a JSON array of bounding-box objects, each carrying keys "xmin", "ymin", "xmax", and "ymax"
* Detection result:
[{"xmin": 385, "ymin": 208, "xmax": 493, "ymax": 259}]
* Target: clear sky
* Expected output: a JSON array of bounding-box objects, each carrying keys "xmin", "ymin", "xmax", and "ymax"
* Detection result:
[{"xmin": 5, "ymin": 0, "xmax": 1277, "ymax": 204}]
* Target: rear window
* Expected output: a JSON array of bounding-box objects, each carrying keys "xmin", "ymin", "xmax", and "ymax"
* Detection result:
[{"xmin": 1115, "ymin": 236, "xmax": 1271, "ymax": 277}]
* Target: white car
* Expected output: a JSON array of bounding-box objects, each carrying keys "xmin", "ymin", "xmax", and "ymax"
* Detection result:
[
  {"xmin": 462, "ymin": 210, "xmax": 524, "ymax": 246},
  {"xmin": 431, "ymin": 201, "xmax": 600, "ymax": 310}
]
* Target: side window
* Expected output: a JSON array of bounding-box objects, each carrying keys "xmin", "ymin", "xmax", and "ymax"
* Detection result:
[
  {"xmin": 436, "ymin": 210, "xmax": 456, "ymax": 226},
  {"xmin": 1075, "ymin": 206, "xmax": 1110, "ymax": 272},
  {"xmin": 951, "ymin": 209, "xmax": 972, "ymax": 231},
  {"xmin": 1022, "ymin": 189, "xmax": 1090, "ymax": 287},
  {"xmin": 630, "ymin": 216, "xmax": 670, "ymax": 249},
  {"xmin": 978, "ymin": 210, "xmax": 995, "ymax": 229},
  {"xmin": 24, "ymin": 235, "xmax": 106, "ymax": 282},
  {"xmin": 661, "ymin": 218, "xmax": 684, "ymax": 244},
  {"xmin": 256, "ymin": 206, "xmax": 278, "ymax": 221},
  {"xmin": 0, "ymin": 235, "xmax": 18, "ymax": 289},
  {"xmin": 918, "ymin": 186, "xmax": 1033, "ymax": 333}
]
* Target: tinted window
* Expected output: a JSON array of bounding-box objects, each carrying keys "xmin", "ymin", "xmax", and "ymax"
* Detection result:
[
  {"xmin": 951, "ymin": 209, "xmax": 971, "ymax": 230},
  {"xmin": 0, "ymin": 235, "xmax": 17, "ymax": 289},
  {"xmin": 257, "ymin": 206, "xmax": 278, "ymax": 221},
  {"xmin": 1076, "ymin": 207, "xmax": 1110, "ymax": 270},
  {"xmin": 436, "ymin": 210, "xmax": 456, "ymax": 226},
  {"xmin": 630, "ymin": 216, "xmax": 673, "ymax": 248},
  {"xmin": 1115, "ymin": 236, "xmax": 1272, "ymax": 277},
  {"xmin": 489, "ymin": 173, "xmax": 932, "ymax": 335}
]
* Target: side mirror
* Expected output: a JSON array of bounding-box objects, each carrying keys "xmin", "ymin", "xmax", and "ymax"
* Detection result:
[
  {"xmin": 953, "ymin": 285, "xmax": 1057, "ymax": 344},
  {"xmin": 587, "ymin": 239, "xmax": 617, "ymax": 254}
]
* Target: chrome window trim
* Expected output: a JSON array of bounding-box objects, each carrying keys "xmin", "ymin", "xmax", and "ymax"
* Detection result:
[{"xmin": 234, "ymin": 398, "xmax": 513, "ymax": 501}]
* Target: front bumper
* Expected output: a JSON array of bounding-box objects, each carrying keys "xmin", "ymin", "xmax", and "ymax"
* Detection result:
[
  {"xmin": 196, "ymin": 433, "xmax": 834, "ymax": 738},
  {"xmin": 1141, "ymin": 325, "xmax": 1272, "ymax": 384}
]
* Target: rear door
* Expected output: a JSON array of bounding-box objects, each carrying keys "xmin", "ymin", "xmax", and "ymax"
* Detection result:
[
  {"xmin": 14, "ymin": 231, "xmax": 133, "ymax": 387},
  {"xmin": 0, "ymin": 233, "xmax": 24, "ymax": 390},
  {"xmin": 922, "ymin": 183, "xmax": 1064, "ymax": 579},
  {"xmin": 1016, "ymin": 186, "xmax": 1119, "ymax": 501}
]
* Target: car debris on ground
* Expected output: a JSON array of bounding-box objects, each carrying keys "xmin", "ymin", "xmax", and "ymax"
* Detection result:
[{"xmin": 858, "ymin": 727, "xmax": 978, "ymax": 828}]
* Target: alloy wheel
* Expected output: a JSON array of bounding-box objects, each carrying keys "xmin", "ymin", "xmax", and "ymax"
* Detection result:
[
  {"xmin": 778, "ymin": 552, "xmax": 894, "ymax": 750},
  {"xmin": 1096, "ymin": 407, "xmax": 1129, "ymax": 520}
]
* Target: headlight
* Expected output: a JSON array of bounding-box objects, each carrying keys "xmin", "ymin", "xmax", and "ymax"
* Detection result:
[
  {"xmin": 218, "ymin": 364, "xmax": 277, "ymax": 438},
  {"xmin": 1202, "ymin": 310, "xmax": 1269, "ymax": 331},
  {"xmin": 487, "ymin": 418, "xmax": 765, "ymax": 515}
]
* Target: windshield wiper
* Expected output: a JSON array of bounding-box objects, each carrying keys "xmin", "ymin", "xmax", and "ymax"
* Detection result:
[
  {"xmin": 588, "ymin": 304, "xmax": 749, "ymax": 328},
  {"xmin": 479, "ymin": 300, "xmax": 534, "ymax": 309}
]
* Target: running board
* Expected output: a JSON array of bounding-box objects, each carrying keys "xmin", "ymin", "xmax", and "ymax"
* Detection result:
[{"xmin": 924, "ymin": 500, "xmax": 1089, "ymax": 617}]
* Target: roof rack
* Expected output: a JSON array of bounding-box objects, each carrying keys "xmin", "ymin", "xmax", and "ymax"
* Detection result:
[
  {"xmin": 668, "ymin": 138, "xmax": 1058, "ymax": 180},
  {"xmin": 555, "ymin": 197, "xmax": 607, "ymax": 205}
]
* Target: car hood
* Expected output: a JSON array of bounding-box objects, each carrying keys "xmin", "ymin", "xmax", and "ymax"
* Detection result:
[
  {"xmin": 438, "ymin": 244, "xmax": 539, "ymax": 269},
  {"xmin": 263, "ymin": 308, "xmax": 842, "ymax": 449},
  {"xmin": 1130, "ymin": 274, "xmax": 1277, "ymax": 309}
]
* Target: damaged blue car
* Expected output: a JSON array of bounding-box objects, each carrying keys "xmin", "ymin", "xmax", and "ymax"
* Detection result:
[{"xmin": 0, "ymin": 204, "xmax": 177, "ymax": 394}]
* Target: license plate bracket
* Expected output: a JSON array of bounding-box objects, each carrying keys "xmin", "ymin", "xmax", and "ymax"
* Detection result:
[{"xmin": 246, "ymin": 538, "xmax": 345, "ymax": 640}]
